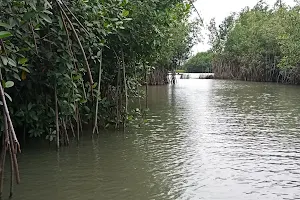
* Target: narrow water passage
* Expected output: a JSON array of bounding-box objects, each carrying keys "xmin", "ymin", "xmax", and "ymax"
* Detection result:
[{"xmin": 7, "ymin": 79, "xmax": 300, "ymax": 200}]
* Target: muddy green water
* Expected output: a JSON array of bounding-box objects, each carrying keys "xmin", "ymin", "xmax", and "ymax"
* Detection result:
[{"xmin": 6, "ymin": 79, "xmax": 300, "ymax": 199}]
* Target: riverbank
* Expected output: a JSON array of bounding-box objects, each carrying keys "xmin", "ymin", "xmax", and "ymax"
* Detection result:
[{"xmin": 168, "ymin": 73, "xmax": 214, "ymax": 80}]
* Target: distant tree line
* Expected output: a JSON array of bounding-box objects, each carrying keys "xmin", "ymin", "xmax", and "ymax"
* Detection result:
[
  {"xmin": 179, "ymin": 51, "xmax": 213, "ymax": 73},
  {"xmin": 209, "ymin": 0, "xmax": 300, "ymax": 84}
]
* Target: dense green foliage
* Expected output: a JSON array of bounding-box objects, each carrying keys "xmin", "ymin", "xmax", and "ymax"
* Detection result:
[
  {"xmin": 209, "ymin": 0, "xmax": 300, "ymax": 83},
  {"xmin": 0, "ymin": 0, "xmax": 200, "ymax": 143},
  {"xmin": 181, "ymin": 51, "xmax": 212, "ymax": 73}
]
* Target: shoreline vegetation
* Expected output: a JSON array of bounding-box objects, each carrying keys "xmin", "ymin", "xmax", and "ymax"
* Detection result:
[
  {"xmin": 2, "ymin": 0, "xmax": 300, "ymax": 197},
  {"xmin": 179, "ymin": 1, "xmax": 300, "ymax": 84},
  {"xmin": 209, "ymin": 1, "xmax": 300, "ymax": 84},
  {"xmin": 0, "ymin": 0, "xmax": 201, "ymax": 197},
  {"xmin": 178, "ymin": 51, "xmax": 213, "ymax": 73}
]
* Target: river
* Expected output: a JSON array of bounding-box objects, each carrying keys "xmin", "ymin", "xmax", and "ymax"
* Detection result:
[{"xmin": 7, "ymin": 79, "xmax": 300, "ymax": 200}]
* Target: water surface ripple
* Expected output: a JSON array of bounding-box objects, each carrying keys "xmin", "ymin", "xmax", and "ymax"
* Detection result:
[{"xmin": 9, "ymin": 79, "xmax": 300, "ymax": 200}]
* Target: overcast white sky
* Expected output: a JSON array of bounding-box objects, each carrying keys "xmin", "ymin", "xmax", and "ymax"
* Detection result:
[{"xmin": 192, "ymin": 0, "xmax": 296, "ymax": 53}]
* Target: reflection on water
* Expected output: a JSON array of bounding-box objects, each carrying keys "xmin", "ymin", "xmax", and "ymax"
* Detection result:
[{"xmin": 6, "ymin": 79, "xmax": 300, "ymax": 200}]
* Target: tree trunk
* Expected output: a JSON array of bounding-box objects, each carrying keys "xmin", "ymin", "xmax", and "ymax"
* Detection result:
[
  {"xmin": 55, "ymin": 85, "xmax": 60, "ymax": 150},
  {"xmin": 122, "ymin": 50, "xmax": 128, "ymax": 128},
  {"xmin": 93, "ymin": 50, "xmax": 102, "ymax": 135}
]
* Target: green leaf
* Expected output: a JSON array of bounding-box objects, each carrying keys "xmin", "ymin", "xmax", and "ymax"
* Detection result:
[
  {"xmin": 15, "ymin": 110, "xmax": 24, "ymax": 117},
  {"xmin": 0, "ymin": 56, "xmax": 8, "ymax": 65},
  {"xmin": 32, "ymin": 115, "xmax": 38, "ymax": 121},
  {"xmin": 70, "ymin": 103, "xmax": 75, "ymax": 111},
  {"xmin": 18, "ymin": 57, "xmax": 28, "ymax": 65},
  {"xmin": 84, "ymin": 106, "xmax": 90, "ymax": 113},
  {"xmin": 4, "ymin": 92, "xmax": 12, "ymax": 102},
  {"xmin": 44, "ymin": 0, "xmax": 52, "ymax": 9},
  {"xmin": 122, "ymin": 10, "xmax": 130, "ymax": 17},
  {"xmin": 0, "ymin": 31, "xmax": 12, "ymax": 39},
  {"xmin": 20, "ymin": 67, "xmax": 30, "ymax": 73},
  {"xmin": 121, "ymin": 0, "xmax": 128, "ymax": 6},
  {"xmin": 73, "ymin": 75, "xmax": 82, "ymax": 81},
  {"xmin": 28, "ymin": 2, "xmax": 37, "ymax": 10},
  {"xmin": 30, "ymin": 111, "xmax": 38, "ymax": 121},
  {"xmin": 8, "ymin": 58, "xmax": 16, "ymax": 67},
  {"xmin": 111, "ymin": 18, "xmax": 119, "ymax": 22},
  {"xmin": 13, "ymin": 73, "xmax": 21, "ymax": 81},
  {"xmin": 8, "ymin": 18, "xmax": 17, "ymax": 28},
  {"xmin": 63, "ymin": 74, "xmax": 71, "ymax": 79},
  {"xmin": 66, "ymin": 63, "xmax": 73, "ymax": 69},
  {"xmin": 75, "ymin": 93, "xmax": 82, "ymax": 98},
  {"xmin": 24, "ymin": 12, "xmax": 35, "ymax": 20},
  {"xmin": 5, "ymin": 81, "xmax": 14, "ymax": 88},
  {"xmin": 39, "ymin": 13, "xmax": 52, "ymax": 23},
  {"xmin": 80, "ymin": 99, "xmax": 87, "ymax": 104},
  {"xmin": 28, "ymin": 102, "xmax": 33, "ymax": 111},
  {"xmin": 0, "ymin": 22, "xmax": 11, "ymax": 29},
  {"xmin": 92, "ymin": 82, "xmax": 97, "ymax": 89},
  {"xmin": 116, "ymin": 21, "xmax": 123, "ymax": 26},
  {"xmin": 43, "ymin": 10, "xmax": 52, "ymax": 15},
  {"xmin": 58, "ymin": 16, "xmax": 63, "ymax": 29}
]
